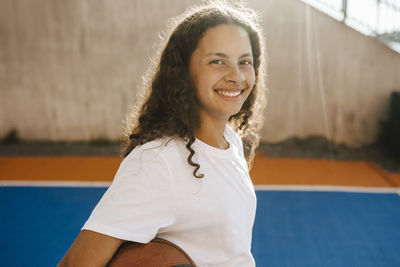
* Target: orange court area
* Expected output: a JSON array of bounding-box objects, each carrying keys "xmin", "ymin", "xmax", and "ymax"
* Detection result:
[
  {"xmin": 0, "ymin": 154, "xmax": 399, "ymax": 188},
  {"xmin": 251, "ymin": 152, "xmax": 400, "ymax": 187}
]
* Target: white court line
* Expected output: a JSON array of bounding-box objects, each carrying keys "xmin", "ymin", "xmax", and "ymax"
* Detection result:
[
  {"xmin": 0, "ymin": 180, "xmax": 111, "ymax": 187},
  {"xmin": 255, "ymin": 185, "xmax": 400, "ymax": 194},
  {"xmin": 0, "ymin": 181, "xmax": 399, "ymax": 195}
]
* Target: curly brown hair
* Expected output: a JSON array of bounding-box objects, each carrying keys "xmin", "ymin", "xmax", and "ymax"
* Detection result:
[{"xmin": 121, "ymin": 1, "xmax": 267, "ymax": 178}]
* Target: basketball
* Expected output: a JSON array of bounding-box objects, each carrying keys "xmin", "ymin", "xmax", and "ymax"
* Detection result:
[{"xmin": 106, "ymin": 238, "xmax": 196, "ymax": 267}]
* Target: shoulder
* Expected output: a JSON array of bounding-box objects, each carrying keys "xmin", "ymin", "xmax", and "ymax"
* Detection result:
[
  {"xmin": 117, "ymin": 137, "xmax": 186, "ymax": 180},
  {"xmin": 225, "ymin": 124, "xmax": 239, "ymax": 137},
  {"xmin": 224, "ymin": 124, "xmax": 245, "ymax": 158},
  {"xmin": 225, "ymin": 125, "xmax": 243, "ymax": 146}
]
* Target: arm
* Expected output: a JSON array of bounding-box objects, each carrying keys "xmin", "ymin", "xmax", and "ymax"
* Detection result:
[{"xmin": 58, "ymin": 229, "xmax": 123, "ymax": 267}]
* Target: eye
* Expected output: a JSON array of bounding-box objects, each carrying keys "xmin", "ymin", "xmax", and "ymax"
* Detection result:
[
  {"xmin": 210, "ymin": 59, "xmax": 224, "ymax": 65},
  {"xmin": 240, "ymin": 59, "xmax": 253, "ymax": 66}
]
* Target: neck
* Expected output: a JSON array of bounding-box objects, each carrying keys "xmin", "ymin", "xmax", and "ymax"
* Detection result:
[{"xmin": 195, "ymin": 112, "xmax": 229, "ymax": 149}]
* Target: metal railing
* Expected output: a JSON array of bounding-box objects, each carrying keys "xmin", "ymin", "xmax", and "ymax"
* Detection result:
[{"xmin": 301, "ymin": 0, "xmax": 400, "ymax": 52}]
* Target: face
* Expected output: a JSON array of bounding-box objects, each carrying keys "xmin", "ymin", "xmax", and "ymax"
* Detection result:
[{"xmin": 189, "ymin": 24, "xmax": 255, "ymax": 124}]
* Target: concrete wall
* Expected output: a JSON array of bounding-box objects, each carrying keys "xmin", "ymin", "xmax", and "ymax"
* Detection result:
[
  {"xmin": 256, "ymin": 0, "xmax": 400, "ymax": 146},
  {"xmin": 1, "ymin": 0, "xmax": 399, "ymax": 146}
]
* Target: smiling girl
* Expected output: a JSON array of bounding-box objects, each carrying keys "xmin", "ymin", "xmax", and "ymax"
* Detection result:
[{"xmin": 59, "ymin": 1, "xmax": 267, "ymax": 266}]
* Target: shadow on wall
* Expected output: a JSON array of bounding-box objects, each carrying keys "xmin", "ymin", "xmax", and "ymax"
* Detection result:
[
  {"xmin": 379, "ymin": 91, "xmax": 400, "ymax": 158},
  {"xmin": 0, "ymin": 129, "xmax": 123, "ymax": 156}
]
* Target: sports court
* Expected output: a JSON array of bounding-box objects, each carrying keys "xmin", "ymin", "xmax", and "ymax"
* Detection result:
[
  {"xmin": 1, "ymin": 154, "xmax": 399, "ymax": 266},
  {"xmin": 1, "ymin": 0, "xmax": 400, "ymax": 266}
]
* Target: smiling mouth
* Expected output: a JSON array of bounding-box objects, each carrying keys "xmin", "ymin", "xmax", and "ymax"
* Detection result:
[{"xmin": 215, "ymin": 89, "xmax": 245, "ymax": 97}]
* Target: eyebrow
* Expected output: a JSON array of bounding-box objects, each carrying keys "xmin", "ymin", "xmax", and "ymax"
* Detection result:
[{"xmin": 206, "ymin": 52, "xmax": 253, "ymax": 58}]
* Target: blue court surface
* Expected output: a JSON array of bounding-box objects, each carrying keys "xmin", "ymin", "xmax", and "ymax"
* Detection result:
[{"xmin": 1, "ymin": 186, "xmax": 399, "ymax": 266}]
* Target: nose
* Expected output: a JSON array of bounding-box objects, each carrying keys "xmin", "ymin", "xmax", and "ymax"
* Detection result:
[{"xmin": 224, "ymin": 65, "xmax": 245, "ymax": 84}]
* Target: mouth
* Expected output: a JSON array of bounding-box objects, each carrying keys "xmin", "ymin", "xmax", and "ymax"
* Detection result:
[{"xmin": 214, "ymin": 89, "xmax": 245, "ymax": 98}]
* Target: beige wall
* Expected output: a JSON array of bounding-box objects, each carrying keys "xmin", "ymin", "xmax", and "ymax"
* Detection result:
[
  {"xmin": 257, "ymin": 0, "xmax": 400, "ymax": 146},
  {"xmin": 1, "ymin": 0, "xmax": 399, "ymax": 146}
]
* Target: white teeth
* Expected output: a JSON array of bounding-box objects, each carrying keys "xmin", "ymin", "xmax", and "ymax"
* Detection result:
[{"xmin": 217, "ymin": 90, "xmax": 241, "ymax": 97}]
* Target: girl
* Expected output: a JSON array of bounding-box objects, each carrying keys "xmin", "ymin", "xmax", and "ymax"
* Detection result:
[{"xmin": 59, "ymin": 1, "xmax": 267, "ymax": 266}]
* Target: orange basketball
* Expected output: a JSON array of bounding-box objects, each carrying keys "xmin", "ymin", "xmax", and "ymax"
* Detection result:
[{"xmin": 106, "ymin": 238, "xmax": 196, "ymax": 267}]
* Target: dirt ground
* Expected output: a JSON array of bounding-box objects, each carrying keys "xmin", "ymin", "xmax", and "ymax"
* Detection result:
[{"xmin": 1, "ymin": 136, "xmax": 399, "ymax": 173}]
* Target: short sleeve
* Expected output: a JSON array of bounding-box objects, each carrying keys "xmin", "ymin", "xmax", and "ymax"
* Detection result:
[{"xmin": 82, "ymin": 146, "xmax": 175, "ymax": 243}]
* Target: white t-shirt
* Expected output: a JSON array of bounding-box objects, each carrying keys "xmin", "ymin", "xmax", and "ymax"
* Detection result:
[{"xmin": 82, "ymin": 125, "xmax": 257, "ymax": 266}]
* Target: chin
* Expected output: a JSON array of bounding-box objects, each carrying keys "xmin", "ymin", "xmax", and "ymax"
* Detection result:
[{"xmin": 223, "ymin": 108, "xmax": 243, "ymax": 119}]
